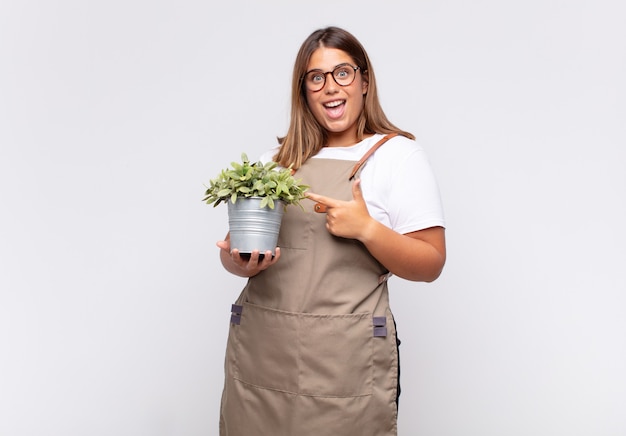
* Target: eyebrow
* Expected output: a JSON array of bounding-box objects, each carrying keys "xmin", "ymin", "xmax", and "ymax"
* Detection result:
[{"xmin": 305, "ymin": 63, "xmax": 353, "ymax": 74}]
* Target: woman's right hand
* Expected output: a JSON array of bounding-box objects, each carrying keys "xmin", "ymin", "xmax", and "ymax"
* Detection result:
[{"xmin": 216, "ymin": 237, "xmax": 281, "ymax": 277}]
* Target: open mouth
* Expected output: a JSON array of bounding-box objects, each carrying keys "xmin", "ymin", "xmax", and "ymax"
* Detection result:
[
  {"xmin": 324, "ymin": 100, "xmax": 345, "ymax": 108},
  {"xmin": 323, "ymin": 100, "xmax": 346, "ymax": 118}
]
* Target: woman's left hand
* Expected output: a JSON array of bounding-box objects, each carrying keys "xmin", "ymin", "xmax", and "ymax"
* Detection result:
[
  {"xmin": 308, "ymin": 179, "xmax": 446, "ymax": 282},
  {"xmin": 306, "ymin": 179, "xmax": 374, "ymax": 241}
]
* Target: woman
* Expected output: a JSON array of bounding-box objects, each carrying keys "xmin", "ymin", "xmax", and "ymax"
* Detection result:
[{"xmin": 217, "ymin": 26, "xmax": 446, "ymax": 435}]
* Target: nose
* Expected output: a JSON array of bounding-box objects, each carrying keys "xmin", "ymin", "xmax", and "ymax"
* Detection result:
[{"xmin": 322, "ymin": 72, "xmax": 339, "ymax": 93}]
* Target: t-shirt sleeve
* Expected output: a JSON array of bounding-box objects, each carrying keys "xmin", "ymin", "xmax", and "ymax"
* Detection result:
[
  {"xmin": 372, "ymin": 140, "xmax": 445, "ymax": 234},
  {"xmin": 389, "ymin": 148, "xmax": 445, "ymax": 233}
]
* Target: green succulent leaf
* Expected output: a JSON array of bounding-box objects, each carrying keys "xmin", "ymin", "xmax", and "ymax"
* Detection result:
[{"xmin": 202, "ymin": 151, "xmax": 309, "ymax": 209}]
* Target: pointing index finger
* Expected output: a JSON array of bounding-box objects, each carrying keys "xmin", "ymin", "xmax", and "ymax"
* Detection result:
[{"xmin": 306, "ymin": 192, "xmax": 334, "ymax": 213}]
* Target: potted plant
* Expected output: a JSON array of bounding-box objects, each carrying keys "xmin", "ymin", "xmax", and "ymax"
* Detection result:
[{"xmin": 203, "ymin": 153, "xmax": 308, "ymax": 256}]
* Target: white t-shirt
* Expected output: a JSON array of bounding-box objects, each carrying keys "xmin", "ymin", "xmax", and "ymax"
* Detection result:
[{"xmin": 259, "ymin": 133, "xmax": 445, "ymax": 234}]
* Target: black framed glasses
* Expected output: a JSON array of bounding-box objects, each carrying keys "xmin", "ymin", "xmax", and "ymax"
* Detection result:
[{"xmin": 303, "ymin": 63, "xmax": 361, "ymax": 92}]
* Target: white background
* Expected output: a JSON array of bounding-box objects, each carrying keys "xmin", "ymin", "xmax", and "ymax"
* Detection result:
[{"xmin": 1, "ymin": 1, "xmax": 625, "ymax": 435}]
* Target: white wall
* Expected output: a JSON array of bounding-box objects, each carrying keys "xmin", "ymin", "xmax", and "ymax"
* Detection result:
[{"xmin": 1, "ymin": 1, "xmax": 625, "ymax": 435}]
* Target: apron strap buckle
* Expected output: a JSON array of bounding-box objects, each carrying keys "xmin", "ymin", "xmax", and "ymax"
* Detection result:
[
  {"xmin": 373, "ymin": 316, "xmax": 387, "ymax": 337},
  {"xmin": 230, "ymin": 304, "xmax": 243, "ymax": 325}
]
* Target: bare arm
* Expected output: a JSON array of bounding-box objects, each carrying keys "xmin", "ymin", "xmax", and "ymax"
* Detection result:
[
  {"xmin": 359, "ymin": 224, "xmax": 445, "ymax": 282},
  {"xmin": 306, "ymin": 179, "xmax": 446, "ymax": 282}
]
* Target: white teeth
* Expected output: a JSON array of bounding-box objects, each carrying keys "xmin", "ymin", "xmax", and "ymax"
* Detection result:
[{"xmin": 324, "ymin": 100, "xmax": 344, "ymax": 108}]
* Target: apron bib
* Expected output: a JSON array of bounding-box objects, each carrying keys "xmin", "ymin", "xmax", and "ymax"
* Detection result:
[{"xmin": 220, "ymin": 137, "xmax": 400, "ymax": 436}]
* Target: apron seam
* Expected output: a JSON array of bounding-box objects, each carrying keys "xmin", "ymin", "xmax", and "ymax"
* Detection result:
[{"xmin": 232, "ymin": 377, "xmax": 373, "ymax": 398}]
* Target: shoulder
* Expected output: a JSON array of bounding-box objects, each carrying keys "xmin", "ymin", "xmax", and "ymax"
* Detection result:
[
  {"xmin": 258, "ymin": 146, "xmax": 281, "ymax": 165},
  {"xmin": 361, "ymin": 133, "xmax": 438, "ymax": 199},
  {"xmin": 367, "ymin": 134, "xmax": 429, "ymax": 170},
  {"xmin": 361, "ymin": 134, "xmax": 445, "ymax": 233},
  {"xmin": 380, "ymin": 133, "xmax": 424, "ymax": 155}
]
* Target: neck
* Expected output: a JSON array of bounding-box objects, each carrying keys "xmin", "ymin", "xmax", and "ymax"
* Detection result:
[
  {"xmin": 325, "ymin": 132, "xmax": 375, "ymax": 147},
  {"xmin": 325, "ymin": 130, "xmax": 359, "ymax": 147}
]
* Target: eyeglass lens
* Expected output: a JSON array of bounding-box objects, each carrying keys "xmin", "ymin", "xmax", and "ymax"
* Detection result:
[{"xmin": 304, "ymin": 64, "xmax": 358, "ymax": 91}]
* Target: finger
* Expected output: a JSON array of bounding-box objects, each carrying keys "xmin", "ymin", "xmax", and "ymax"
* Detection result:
[
  {"xmin": 306, "ymin": 192, "xmax": 341, "ymax": 211},
  {"xmin": 306, "ymin": 192, "xmax": 338, "ymax": 206},
  {"xmin": 245, "ymin": 250, "xmax": 261, "ymax": 268},
  {"xmin": 306, "ymin": 192, "xmax": 329, "ymax": 213},
  {"xmin": 230, "ymin": 248, "xmax": 244, "ymax": 264},
  {"xmin": 216, "ymin": 240, "xmax": 230, "ymax": 251},
  {"xmin": 352, "ymin": 178, "xmax": 364, "ymax": 202},
  {"xmin": 256, "ymin": 248, "xmax": 281, "ymax": 270},
  {"xmin": 305, "ymin": 192, "xmax": 324, "ymax": 202},
  {"xmin": 259, "ymin": 250, "xmax": 275, "ymax": 266},
  {"xmin": 263, "ymin": 247, "xmax": 281, "ymax": 263}
]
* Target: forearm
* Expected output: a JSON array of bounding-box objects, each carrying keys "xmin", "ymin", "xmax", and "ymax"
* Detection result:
[{"xmin": 359, "ymin": 221, "xmax": 446, "ymax": 282}]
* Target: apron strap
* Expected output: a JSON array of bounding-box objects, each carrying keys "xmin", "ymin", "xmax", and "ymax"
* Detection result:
[
  {"xmin": 348, "ymin": 132, "xmax": 399, "ymax": 180},
  {"xmin": 313, "ymin": 133, "xmax": 400, "ymax": 213}
]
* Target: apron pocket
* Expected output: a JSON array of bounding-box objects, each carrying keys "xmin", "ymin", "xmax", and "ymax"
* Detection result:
[
  {"xmin": 233, "ymin": 303, "xmax": 300, "ymax": 394},
  {"xmin": 233, "ymin": 303, "xmax": 373, "ymax": 398},
  {"xmin": 298, "ymin": 312, "xmax": 373, "ymax": 397}
]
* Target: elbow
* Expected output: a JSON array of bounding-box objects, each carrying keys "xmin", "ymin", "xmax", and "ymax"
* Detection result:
[
  {"xmin": 420, "ymin": 254, "xmax": 446, "ymax": 283},
  {"xmin": 399, "ymin": 260, "xmax": 445, "ymax": 283},
  {"xmin": 420, "ymin": 268, "xmax": 442, "ymax": 283},
  {"xmin": 400, "ymin": 226, "xmax": 446, "ymax": 283},
  {"xmin": 423, "ymin": 267, "xmax": 443, "ymax": 283}
]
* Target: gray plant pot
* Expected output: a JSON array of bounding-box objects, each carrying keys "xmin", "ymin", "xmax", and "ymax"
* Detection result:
[{"xmin": 227, "ymin": 197, "xmax": 285, "ymax": 256}]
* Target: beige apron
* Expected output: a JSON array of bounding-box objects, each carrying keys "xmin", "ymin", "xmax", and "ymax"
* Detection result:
[{"xmin": 220, "ymin": 135, "xmax": 400, "ymax": 436}]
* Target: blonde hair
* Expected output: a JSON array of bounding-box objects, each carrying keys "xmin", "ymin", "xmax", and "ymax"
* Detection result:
[{"xmin": 274, "ymin": 26, "xmax": 414, "ymax": 170}]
